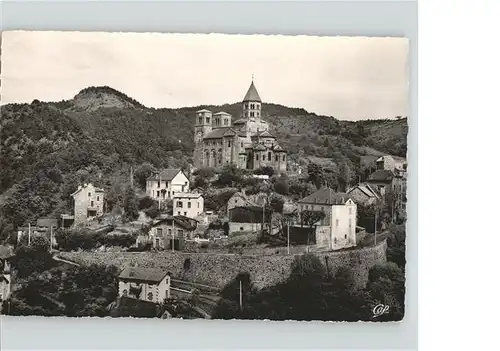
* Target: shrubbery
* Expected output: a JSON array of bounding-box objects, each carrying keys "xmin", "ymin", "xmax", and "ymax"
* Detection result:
[{"xmin": 55, "ymin": 228, "xmax": 137, "ymax": 251}]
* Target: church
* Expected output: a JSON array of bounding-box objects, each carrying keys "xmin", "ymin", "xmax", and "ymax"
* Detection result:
[{"xmin": 193, "ymin": 80, "xmax": 287, "ymax": 173}]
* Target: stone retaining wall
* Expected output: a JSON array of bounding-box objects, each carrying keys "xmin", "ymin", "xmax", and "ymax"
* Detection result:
[{"xmin": 59, "ymin": 240, "xmax": 386, "ymax": 290}]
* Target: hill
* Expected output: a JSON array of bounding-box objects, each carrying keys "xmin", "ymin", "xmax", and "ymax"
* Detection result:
[{"xmin": 0, "ymin": 86, "xmax": 407, "ymax": 231}]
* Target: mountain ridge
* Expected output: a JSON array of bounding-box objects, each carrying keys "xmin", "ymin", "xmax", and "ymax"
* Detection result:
[{"xmin": 0, "ymin": 86, "xmax": 407, "ymax": 230}]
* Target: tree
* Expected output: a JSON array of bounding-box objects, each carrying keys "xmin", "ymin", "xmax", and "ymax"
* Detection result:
[
  {"xmin": 273, "ymin": 178, "xmax": 289, "ymax": 195},
  {"xmin": 269, "ymin": 195, "xmax": 284, "ymax": 214},
  {"xmin": 307, "ymin": 163, "xmax": 324, "ymax": 189},
  {"xmin": 366, "ymin": 262, "xmax": 405, "ymax": 321},
  {"xmin": 12, "ymin": 235, "xmax": 53, "ymax": 278},
  {"xmin": 254, "ymin": 166, "xmax": 274, "ymax": 177},
  {"xmin": 386, "ymin": 224, "xmax": 406, "ymax": 269},
  {"xmin": 301, "ymin": 210, "xmax": 326, "ymax": 227},
  {"xmin": 123, "ymin": 186, "xmax": 139, "ymax": 222},
  {"xmin": 134, "ymin": 163, "xmax": 156, "ymax": 189}
]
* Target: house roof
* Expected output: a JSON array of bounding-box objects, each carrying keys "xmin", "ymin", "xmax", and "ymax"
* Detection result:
[
  {"xmin": 196, "ymin": 109, "xmax": 212, "ymax": 113},
  {"xmin": 118, "ymin": 267, "xmax": 170, "ymax": 284},
  {"xmin": 298, "ymin": 187, "xmax": 352, "ymax": 205},
  {"xmin": 147, "ymin": 169, "xmax": 183, "ymax": 181},
  {"xmin": 0, "ymin": 274, "xmax": 10, "ymax": 283},
  {"xmin": 213, "ymin": 111, "xmax": 231, "ymax": 116},
  {"xmin": 259, "ymin": 131, "xmax": 275, "ymax": 138},
  {"xmin": 229, "ymin": 192, "xmax": 258, "ymax": 207},
  {"xmin": 0, "ymin": 245, "xmax": 14, "ymax": 259},
  {"xmin": 243, "ymin": 81, "xmax": 262, "ymax": 102},
  {"xmin": 152, "ymin": 215, "xmax": 197, "ymax": 231},
  {"xmin": 368, "ymin": 169, "xmax": 394, "ymax": 182},
  {"xmin": 233, "ymin": 118, "xmax": 247, "ymax": 124},
  {"xmin": 70, "ymin": 184, "xmax": 104, "ymax": 197},
  {"xmin": 348, "ymin": 183, "xmax": 382, "ymax": 199},
  {"xmin": 173, "ymin": 192, "xmax": 203, "ymax": 199}
]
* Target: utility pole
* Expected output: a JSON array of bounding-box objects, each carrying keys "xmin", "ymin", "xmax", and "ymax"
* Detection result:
[
  {"xmin": 28, "ymin": 222, "xmax": 31, "ymax": 246},
  {"xmin": 239, "ymin": 279, "xmax": 243, "ymax": 311},
  {"xmin": 374, "ymin": 207, "xmax": 378, "ymax": 246},
  {"xmin": 172, "ymin": 219, "xmax": 175, "ymax": 253},
  {"xmin": 287, "ymin": 221, "xmax": 290, "ymax": 255},
  {"xmin": 50, "ymin": 226, "xmax": 53, "ymax": 253}
]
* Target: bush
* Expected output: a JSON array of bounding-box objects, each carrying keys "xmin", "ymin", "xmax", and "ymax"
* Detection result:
[
  {"xmin": 254, "ymin": 166, "xmax": 274, "ymax": 177},
  {"xmin": 138, "ymin": 196, "xmax": 156, "ymax": 210}
]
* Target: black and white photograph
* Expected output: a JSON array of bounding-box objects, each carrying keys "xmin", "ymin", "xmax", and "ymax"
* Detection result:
[{"xmin": 0, "ymin": 31, "xmax": 409, "ymax": 322}]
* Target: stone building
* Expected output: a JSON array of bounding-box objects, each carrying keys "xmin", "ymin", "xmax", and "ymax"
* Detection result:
[
  {"xmin": 193, "ymin": 80, "xmax": 287, "ymax": 173},
  {"xmin": 118, "ymin": 267, "xmax": 171, "ymax": 303},
  {"xmin": 71, "ymin": 183, "xmax": 104, "ymax": 225},
  {"xmin": 297, "ymin": 186, "xmax": 357, "ymax": 250}
]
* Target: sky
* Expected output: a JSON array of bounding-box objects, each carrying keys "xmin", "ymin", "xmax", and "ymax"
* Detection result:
[{"xmin": 1, "ymin": 31, "xmax": 409, "ymax": 120}]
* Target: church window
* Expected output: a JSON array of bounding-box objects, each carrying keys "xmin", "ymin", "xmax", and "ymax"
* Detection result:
[
  {"xmin": 250, "ymin": 112, "xmax": 254, "ymax": 117},
  {"xmin": 251, "ymin": 103, "xmax": 255, "ymax": 109}
]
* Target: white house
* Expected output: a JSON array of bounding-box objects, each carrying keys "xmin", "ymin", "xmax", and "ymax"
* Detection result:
[
  {"xmin": 118, "ymin": 267, "xmax": 171, "ymax": 304},
  {"xmin": 146, "ymin": 169, "xmax": 190, "ymax": 200},
  {"xmin": 0, "ymin": 245, "xmax": 14, "ymax": 302},
  {"xmin": 71, "ymin": 183, "xmax": 104, "ymax": 225},
  {"xmin": 173, "ymin": 193, "xmax": 204, "ymax": 218},
  {"xmin": 297, "ymin": 186, "xmax": 357, "ymax": 250}
]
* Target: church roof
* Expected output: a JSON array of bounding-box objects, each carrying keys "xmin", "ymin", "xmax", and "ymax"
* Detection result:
[
  {"xmin": 253, "ymin": 143, "xmax": 267, "ymax": 151},
  {"xmin": 233, "ymin": 118, "xmax": 247, "ymax": 124},
  {"xmin": 203, "ymin": 128, "xmax": 233, "ymax": 139},
  {"xmin": 273, "ymin": 144, "xmax": 286, "ymax": 152},
  {"xmin": 196, "ymin": 109, "xmax": 212, "ymax": 113},
  {"xmin": 213, "ymin": 111, "xmax": 231, "ymax": 116},
  {"xmin": 243, "ymin": 81, "xmax": 262, "ymax": 102}
]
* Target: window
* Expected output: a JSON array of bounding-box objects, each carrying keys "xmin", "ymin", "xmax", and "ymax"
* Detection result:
[
  {"xmin": 241, "ymin": 142, "xmax": 243, "ymax": 147},
  {"xmin": 349, "ymin": 219, "xmax": 352, "ymax": 229},
  {"xmin": 256, "ymin": 154, "xmax": 259, "ymax": 160},
  {"xmin": 250, "ymin": 112, "xmax": 254, "ymax": 117},
  {"xmin": 184, "ymin": 212, "xmax": 187, "ymax": 216},
  {"xmin": 198, "ymin": 117, "xmax": 202, "ymax": 124},
  {"xmin": 349, "ymin": 208, "xmax": 352, "ymax": 215},
  {"xmin": 344, "ymin": 234, "xmax": 347, "ymax": 239},
  {"xmin": 245, "ymin": 112, "xmax": 249, "ymax": 117},
  {"xmin": 168, "ymin": 229, "xmax": 172, "ymax": 235},
  {"xmin": 282, "ymin": 155, "xmax": 286, "ymax": 161},
  {"xmin": 275, "ymin": 155, "xmax": 278, "ymax": 161},
  {"xmin": 228, "ymin": 140, "xmax": 232, "ymax": 147},
  {"xmin": 172, "ymin": 191, "xmax": 175, "ymax": 196},
  {"xmin": 97, "ymin": 196, "xmax": 100, "ymax": 201},
  {"xmin": 251, "ymin": 103, "xmax": 255, "ymax": 109},
  {"xmin": 91, "ymin": 201, "xmax": 94, "ymax": 207},
  {"xmin": 188, "ymin": 202, "xmax": 191, "ymax": 208},
  {"xmin": 257, "ymin": 112, "xmax": 260, "ymax": 117},
  {"xmin": 178, "ymin": 211, "xmax": 181, "ymax": 215},
  {"xmin": 224, "ymin": 119, "xmax": 228, "ymax": 126},
  {"xmin": 336, "ymin": 219, "xmax": 339, "ymax": 227},
  {"xmin": 206, "ymin": 117, "xmax": 210, "ymax": 123},
  {"xmin": 148, "ymin": 292, "xmax": 153, "ymax": 301},
  {"xmin": 178, "ymin": 229, "xmax": 184, "ymax": 236},
  {"xmin": 240, "ymin": 227, "xmax": 244, "ymax": 231},
  {"xmin": 268, "ymin": 152, "xmax": 271, "ymax": 160},
  {"xmin": 88, "ymin": 192, "xmax": 91, "ymax": 197},
  {"xmin": 157, "ymin": 181, "xmax": 160, "ymax": 188},
  {"xmin": 156, "ymin": 191, "xmax": 160, "ymax": 197},
  {"xmin": 197, "ymin": 202, "xmax": 200, "ymax": 208},
  {"xmin": 122, "ymin": 289, "xmax": 128, "ymax": 296},
  {"xmin": 177, "ymin": 201, "xmax": 183, "ymax": 208}
]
